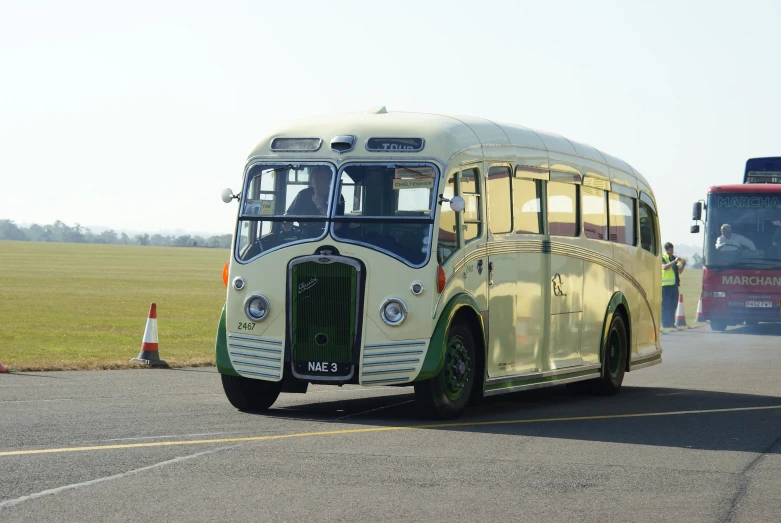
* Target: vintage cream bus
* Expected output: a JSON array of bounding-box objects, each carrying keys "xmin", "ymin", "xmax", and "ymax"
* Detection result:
[{"xmin": 216, "ymin": 107, "xmax": 662, "ymax": 419}]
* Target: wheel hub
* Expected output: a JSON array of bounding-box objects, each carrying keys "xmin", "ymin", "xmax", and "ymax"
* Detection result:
[{"xmin": 443, "ymin": 336, "xmax": 471, "ymax": 401}]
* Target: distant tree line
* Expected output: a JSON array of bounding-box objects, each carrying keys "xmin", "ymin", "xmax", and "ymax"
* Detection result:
[{"xmin": 0, "ymin": 220, "xmax": 231, "ymax": 248}]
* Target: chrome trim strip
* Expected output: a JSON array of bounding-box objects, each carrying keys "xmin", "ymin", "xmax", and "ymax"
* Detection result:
[
  {"xmin": 485, "ymin": 363, "xmax": 602, "ymax": 386},
  {"xmin": 232, "ymin": 359, "xmax": 281, "ymax": 371},
  {"xmin": 362, "ymin": 367, "xmax": 416, "ymax": 376},
  {"xmin": 362, "ymin": 358, "xmax": 421, "ymax": 367},
  {"xmin": 227, "ymin": 334, "xmax": 283, "ymax": 345},
  {"xmin": 364, "ymin": 341, "xmax": 427, "ymax": 349},
  {"xmin": 363, "ymin": 350, "xmax": 425, "ymax": 358},
  {"xmin": 226, "ymin": 343, "xmax": 282, "ymax": 354},
  {"xmin": 483, "ymin": 372, "xmax": 600, "ymax": 397},
  {"xmin": 235, "ymin": 368, "xmax": 281, "ymax": 379},
  {"xmin": 228, "ymin": 351, "xmax": 280, "ymax": 362},
  {"xmin": 361, "ymin": 376, "xmax": 412, "ymax": 384}
]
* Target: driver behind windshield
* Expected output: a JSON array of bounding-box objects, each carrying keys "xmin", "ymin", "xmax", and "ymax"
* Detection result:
[
  {"xmin": 716, "ymin": 223, "xmax": 756, "ymax": 250},
  {"xmin": 283, "ymin": 166, "xmax": 344, "ymax": 237}
]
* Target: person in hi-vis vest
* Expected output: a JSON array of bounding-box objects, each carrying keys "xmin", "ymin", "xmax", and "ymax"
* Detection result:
[{"xmin": 661, "ymin": 242, "xmax": 686, "ymax": 328}]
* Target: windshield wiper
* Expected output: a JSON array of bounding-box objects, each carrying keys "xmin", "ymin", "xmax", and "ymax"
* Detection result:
[
  {"xmin": 262, "ymin": 164, "xmax": 294, "ymax": 174},
  {"xmin": 393, "ymin": 165, "xmax": 429, "ymax": 178}
]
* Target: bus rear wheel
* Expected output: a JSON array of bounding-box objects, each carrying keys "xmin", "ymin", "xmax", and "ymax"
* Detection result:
[
  {"xmin": 414, "ymin": 323, "xmax": 477, "ymax": 420},
  {"xmin": 570, "ymin": 312, "xmax": 628, "ymax": 396},
  {"xmin": 221, "ymin": 374, "xmax": 282, "ymax": 412},
  {"xmin": 710, "ymin": 320, "xmax": 727, "ymax": 331}
]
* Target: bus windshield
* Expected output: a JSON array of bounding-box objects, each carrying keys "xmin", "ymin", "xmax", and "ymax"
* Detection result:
[
  {"xmin": 331, "ymin": 163, "xmax": 438, "ymax": 267},
  {"xmin": 704, "ymin": 192, "xmax": 781, "ymax": 268},
  {"xmin": 236, "ymin": 163, "xmax": 337, "ymax": 262}
]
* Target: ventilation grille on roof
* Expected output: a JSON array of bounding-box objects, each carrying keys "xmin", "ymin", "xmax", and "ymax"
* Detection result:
[{"xmin": 330, "ymin": 135, "xmax": 356, "ymax": 154}]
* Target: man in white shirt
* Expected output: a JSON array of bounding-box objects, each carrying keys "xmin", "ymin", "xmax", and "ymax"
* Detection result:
[{"xmin": 716, "ymin": 224, "xmax": 756, "ymax": 250}]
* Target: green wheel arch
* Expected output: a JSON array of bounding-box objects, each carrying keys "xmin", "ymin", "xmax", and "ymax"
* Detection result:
[
  {"xmin": 215, "ymin": 304, "xmax": 239, "ymax": 376},
  {"xmin": 417, "ymin": 294, "xmax": 486, "ymax": 382},
  {"xmin": 600, "ymin": 292, "xmax": 632, "ymax": 371}
]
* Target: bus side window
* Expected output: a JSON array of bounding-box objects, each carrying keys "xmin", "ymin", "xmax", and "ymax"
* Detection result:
[
  {"xmin": 460, "ymin": 168, "xmax": 481, "ymax": 243},
  {"xmin": 582, "ymin": 187, "xmax": 608, "ymax": 240},
  {"xmin": 639, "ymin": 200, "xmax": 658, "ymax": 254},
  {"xmin": 512, "ymin": 178, "xmax": 542, "ymax": 234},
  {"xmin": 437, "ymin": 173, "xmax": 458, "ymax": 264},
  {"xmin": 609, "ymin": 193, "xmax": 637, "ymax": 245},
  {"xmin": 487, "ymin": 166, "xmax": 512, "ymax": 234},
  {"xmin": 547, "ymin": 182, "xmax": 579, "ymax": 237}
]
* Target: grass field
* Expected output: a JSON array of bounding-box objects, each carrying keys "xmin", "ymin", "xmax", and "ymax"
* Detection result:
[
  {"xmin": 0, "ymin": 241, "xmax": 229, "ymax": 371},
  {"xmin": 0, "ymin": 241, "xmax": 705, "ymax": 371}
]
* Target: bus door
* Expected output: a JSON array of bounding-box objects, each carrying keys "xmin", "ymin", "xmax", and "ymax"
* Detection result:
[
  {"xmin": 546, "ymin": 177, "xmax": 584, "ymax": 369},
  {"xmin": 484, "ymin": 165, "xmax": 520, "ymax": 377},
  {"xmin": 458, "ymin": 166, "xmax": 488, "ymax": 315},
  {"xmin": 486, "ymin": 166, "xmax": 548, "ymax": 377}
]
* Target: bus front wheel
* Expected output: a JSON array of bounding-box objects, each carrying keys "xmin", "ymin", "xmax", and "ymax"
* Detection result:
[
  {"xmin": 414, "ymin": 323, "xmax": 477, "ymax": 419},
  {"xmin": 221, "ymin": 374, "xmax": 282, "ymax": 412}
]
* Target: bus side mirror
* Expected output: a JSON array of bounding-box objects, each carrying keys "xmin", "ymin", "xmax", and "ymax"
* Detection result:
[
  {"xmin": 690, "ymin": 225, "xmax": 700, "ymax": 233},
  {"xmin": 692, "ymin": 202, "xmax": 702, "ymax": 221},
  {"xmin": 449, "ymin": 196, "xmax": 466, "ymax": 212},
  {"xmin": 221, "ymin": 188, "xmax": 236, "ymax": 203}
]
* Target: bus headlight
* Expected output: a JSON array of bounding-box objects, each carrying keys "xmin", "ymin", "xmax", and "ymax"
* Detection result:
[
  {"xmin": 380, "ymin": 298, "xmax": 407, "ymax": 326},
  {"xmin": 245, "ymin": 294, "xmax": 270, "ymax": 321}
]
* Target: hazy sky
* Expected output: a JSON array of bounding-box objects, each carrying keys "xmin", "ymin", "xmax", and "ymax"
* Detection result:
[{"xmin": 1, "ymin": 0, "xmax": 779, "ymax": 245}]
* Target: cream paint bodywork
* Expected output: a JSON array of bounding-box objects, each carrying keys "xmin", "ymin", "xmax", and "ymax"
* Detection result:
[{"xmin": 224, "ymin": 110, "xmax": 662, "ymax": 390}]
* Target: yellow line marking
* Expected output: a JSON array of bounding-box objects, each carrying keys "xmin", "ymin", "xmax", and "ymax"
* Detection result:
[{"xmin": 2, "ymin": 404, "xmax": 779, "ymax": 457}]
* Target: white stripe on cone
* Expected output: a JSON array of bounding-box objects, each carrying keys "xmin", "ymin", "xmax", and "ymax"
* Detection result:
[
  {"xmin": 675, "ymin": 294, "xmax": 687, "ymax": 327},
  {"xmin": 141, "ymin": 316, "xmax": 159, "ymax": 349},
  {"xmin": 695, "ymin": 295, "xmax": 704, "ymax": 322}
]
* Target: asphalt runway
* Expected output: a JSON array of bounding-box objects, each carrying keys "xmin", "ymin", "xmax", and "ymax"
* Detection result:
[{"xmin": 2, "ymin": 323, "xmax": 781, "ymax": 522}]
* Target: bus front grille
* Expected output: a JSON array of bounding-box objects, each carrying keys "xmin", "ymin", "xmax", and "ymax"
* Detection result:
[{"xmin": 289, "ymin": 257, "xmax": 360, "ymax": 379}]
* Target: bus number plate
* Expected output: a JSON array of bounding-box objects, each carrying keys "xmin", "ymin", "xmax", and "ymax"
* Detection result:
[
  {"xmin": 294, "ymin": 361, "xmax": 352, "ymax": 376},
  {"xmin": 746, "ymin": 301, "xmax": 771, "ymax": 308}
]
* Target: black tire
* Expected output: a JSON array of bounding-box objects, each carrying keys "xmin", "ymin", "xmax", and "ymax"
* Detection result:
[
  {"xmin": 414, "ymin": 322, "xmax": 477, "ymax": 419},
  {"xmin": 710, "ymin": 320, "xmax": 727, "ymax": 331},
  {"xmin": 221, "ymin": 374, "xmax": 282, "ymax": 412},
  {"xmin": 590, "ymin": 313, "xmax": 628, "ymax": 396}
]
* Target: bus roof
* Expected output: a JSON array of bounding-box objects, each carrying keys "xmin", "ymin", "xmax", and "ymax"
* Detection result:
[
  {"xmin": 709, "ymin": 184, "xmax": 781, "ymax": 194},
  {"xmin": 247, "ymin": 109, "xmax": 651, "ymax": 191}
]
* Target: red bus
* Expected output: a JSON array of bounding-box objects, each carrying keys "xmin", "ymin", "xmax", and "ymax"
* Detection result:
[{"xmin": 691, "ymin": 157, "xmax": 781, "ymax": 331}]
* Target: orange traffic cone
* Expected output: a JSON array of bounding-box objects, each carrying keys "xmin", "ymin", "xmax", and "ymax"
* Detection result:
[
  {"xmin": 130, "ymin": 303, "xmax": 168, "ymax": 367},
  {"xmin": 0, "ymin": 360, "xmax": 7, "ymax": 373},
  {"xmin": 695, "ymin": 294, "xmax": 704, "ymax": 323},
  {"xmin": 675, "ymin": 294, "xmax": 687, "ymax": 327}
]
